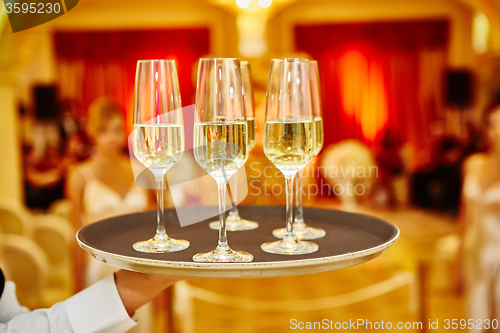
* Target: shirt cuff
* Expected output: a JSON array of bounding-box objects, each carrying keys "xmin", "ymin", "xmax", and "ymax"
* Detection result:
[
  {"xmin": 0, "ymin": 282, "xmax": 29, "ymax": 322},
  {"xmin": 65, "ymin": 274, "xmax": 137, "ymax": 333}
]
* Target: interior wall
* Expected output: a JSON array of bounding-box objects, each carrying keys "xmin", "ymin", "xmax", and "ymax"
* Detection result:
[
  {"xmin": 0, "ymin": 0, "xmax": 238, "ymax": 203},
  {"xmin": 266, "ymin": 0, "xmax": 496, "ymax": 146},
  {"xmin": 6, "ymin": 0, "xmax": 238, "ymax": 107},
  {"xmin": 267, "ymin": 0, "xmax": 475, "ymax": 68},
  {"xmin": 0, "ymin": 68, "xmax": 22, "ymax": 201},
  {"xmin": 45, "ymin": 0, "xmax": 238, "ymax": 56},
  {"xmin": 0, "ymin": 0, "xmax": 497, "ymax": 202}
]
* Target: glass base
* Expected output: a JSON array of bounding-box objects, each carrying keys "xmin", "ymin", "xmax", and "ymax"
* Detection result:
[
  {"xmin": 192, "ymin": 247, "xmax": 253, "ymax": 262},
  {"xmin": 261, "ymin": 238, "xmax": 319, "ymax": 255},
  {"xmin": 208, "ymin": 218, "xmax": 259, "ymax": 231},
  {"xmin": 133, "ymin": 236, "xmax": 190, "ymax": 253},
  {"xmin": 272, "ymin": 224, "xmax": 326, "ymax": 240}
]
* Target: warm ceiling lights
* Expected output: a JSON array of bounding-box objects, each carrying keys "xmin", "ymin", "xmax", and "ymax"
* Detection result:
[
  {"xmin": 236, "ymin": 0, "xmax": 251, "ymax": 9},
  {"xmin": 258, "ymin": 0, "xmax": 272, "ymax": 8}
]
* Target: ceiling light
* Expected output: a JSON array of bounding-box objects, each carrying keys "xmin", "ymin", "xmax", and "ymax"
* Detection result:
[
  {"xmin": 236, "ymin": 0, "xmax": 251, "ymax": 9},
  {"xmin": 258, "ymin": 0, "xmax": 272, "ymax": 8}
]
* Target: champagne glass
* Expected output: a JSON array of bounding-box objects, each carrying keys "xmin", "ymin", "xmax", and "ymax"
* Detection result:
[
  {"xmin": 273, "ymin": 60, "xmax": 326, "ymax": 240},
  {"xmin": 132, "ymin": 59, "xmax": 189, "ymax": 253},
  {"xmin": 193, "ymin": 58, "xmax": 253, "ymax": 262},
  {"xmin": 208, "ymin": 60, "xmax": 259, "ymax": 231},
  {"xmin": 261, "ymin": 58, "xmax": 319, "ymax": 255}
]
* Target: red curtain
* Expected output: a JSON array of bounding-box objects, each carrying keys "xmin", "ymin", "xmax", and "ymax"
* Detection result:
[
  {"xmin": 295, "ymin": 20, "xmax": 449, "ymax": 161},
  {"xmin": 54, "ymin": 28, "xmax": 210, "ymax": 131}
]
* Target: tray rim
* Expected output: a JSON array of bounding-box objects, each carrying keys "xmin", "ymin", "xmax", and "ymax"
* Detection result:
[{"xmin": 76, "ymin": 206, "xmax": 400, "ymax": 277}]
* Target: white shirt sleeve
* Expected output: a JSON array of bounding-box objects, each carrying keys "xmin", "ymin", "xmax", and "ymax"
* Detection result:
[
  {"xmin": 0, "ymin": 282, "xmax": 30, "ymax": 322},
  {"xmin": 0, "ymin": 274, "xmax": 137, "ymax": 333}
]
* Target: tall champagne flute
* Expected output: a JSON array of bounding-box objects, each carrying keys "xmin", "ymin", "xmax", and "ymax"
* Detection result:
[
  {"xmin": 273, "ymin": 60, "xmax": 326, "ymax": 240},
  {"xmin": 261, "ymin": 58, "xmax": 319, "ymax": 255},
  {"xmin": 132, "ymin": 60, "xmax": 189, "ymax": 253},
  {"xmin": 208, "ymin": 60, "xmax": 259, "ymax": 231},
  {"xmin": 193, "ymin": 58, "xmax": 253, "ymax": 262}
]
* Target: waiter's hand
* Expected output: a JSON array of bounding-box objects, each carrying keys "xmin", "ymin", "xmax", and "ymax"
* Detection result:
[{"xmin": 114, "ymin": 270, "xmax": 184, "ymax": 317}]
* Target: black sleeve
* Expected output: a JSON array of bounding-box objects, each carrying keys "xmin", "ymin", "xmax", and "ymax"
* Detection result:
[{"xmin": 0, "ymin": 268, "xmax": 4, "ymax": 300}]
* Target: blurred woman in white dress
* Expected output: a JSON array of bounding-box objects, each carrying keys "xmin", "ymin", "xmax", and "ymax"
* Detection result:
[
  {"xmin": 461, "ymin": 95, "xmax": 500, "ymax": 331},
  {"xmin": 66, "ymin": 99, "xmax": 152, "ymax": 332}
]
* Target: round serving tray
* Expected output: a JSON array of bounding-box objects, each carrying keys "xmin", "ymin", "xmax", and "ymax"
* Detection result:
[{"xmin": 77, "ymin": 206, "xmax": 399, "ymax": 279}]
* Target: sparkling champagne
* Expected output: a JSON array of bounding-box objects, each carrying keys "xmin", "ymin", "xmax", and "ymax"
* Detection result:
[
  {"xmin": 194, "ymin": 122, "xmax": 248, "ymax": 183},
  {"xmin": 313, "ymin": 117, "xmax": 324, "ymax": 156},
  {"xmin": 264, "ymin": 119, "xmax": 314, "ymax": 178},
  {"xmin": 133, "ymin": 124, "xmax": 184, "ymax": 172},
  {"xmin": 247, "ymin": 117, "xmax": 256, "ymax": 152}
]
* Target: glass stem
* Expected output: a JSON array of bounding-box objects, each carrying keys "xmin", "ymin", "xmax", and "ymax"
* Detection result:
[
  {"xmin": 155, "ymin": 175, "xmax": 168, "ymax": 242},
  {"xmin": 295, "ymin": 170, "xmax": 304, "ymax": 225},
  {"xmin": 216, "ymin": 182, "xmax": 229, "ymax": 251},
  {"xmin": 228, "ymin": 175, "xmax": 239, "ymax": 221},
  {"xmin": 284, "ymin": 175, "xmax": 296, "ymax": 242}
]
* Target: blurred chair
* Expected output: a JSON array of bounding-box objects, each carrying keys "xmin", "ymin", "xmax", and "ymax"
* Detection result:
[
  {"xmin": 47, "ymin": 199, "xmax": 73, "ymax": 224},
  {"xmin": 1, "ymin": 234, "xmax": 49, "ymax": 308},
  {"xmin": 0, "ymin": 198, "xmax": 34, "ymax": 238},
  {"xmin": 33, "ymin": 215, "xmax": 74, "ymax": 288},
  {"xmin": 174, "ymin": 271, "xmax": 418, "ymax": 333},
  {"xmin": 433, "ymin": 234, "xmax": 460, "ymax": 290},
  {"xmin": 320, "ymin": 140, "xmax": 376, "ymax": 209}
]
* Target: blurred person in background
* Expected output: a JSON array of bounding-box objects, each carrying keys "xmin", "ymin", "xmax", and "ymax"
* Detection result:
[
  {"xmin": 411, "ymin": 119, "xmax": 464, "ymax": 215},
  {"xmin": 66, "ymin": 98, "xmax": 150, "ymax": 290},
  {"xmin": 373, "ymin": 127, "xmax": 405, "ymax": 208},
  {"xmin": 59, "ymin": 99, "xmax": 91, "ymax": 164},
  {"xmin": 432, "ymin": 137, "xmax": 463, "ymax": 215},
  {"xmin": 24, "ymin": 118, "xmax": 67, "ymax": 210},
  {"xmin": 461, "ymin": 122, "xmax": 484, "ymax": 158},
  {"xmin": 460, "ymin": 92, "xmax": 500, "ymax": 331},
  {"xmin": 66, "ymin": 98, "xmax": 152, "ymax": 333}
]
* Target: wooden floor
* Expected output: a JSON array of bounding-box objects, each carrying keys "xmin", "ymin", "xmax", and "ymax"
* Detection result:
[{"xmin": 163, "ymin": 199, "xmax": 463, "ymax": 333}]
